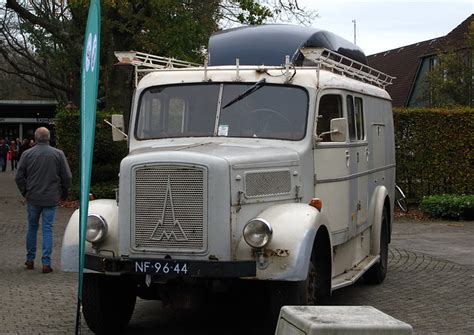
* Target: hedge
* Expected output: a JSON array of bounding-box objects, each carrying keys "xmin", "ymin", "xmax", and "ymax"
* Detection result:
[
  {"xmin": 420, "ymin": 194, "xmax": 474, "ymax": 220},
  {"xmin": 55, "ymin": 107, "xmax": 128, "ymax": 200},
  {"xmin": 394, "ymin": 107, "xmax": 473, "ymax": 202},
  {"xmin": 55, "ymin": 107, "xmax": 472, "ymax": 202}
]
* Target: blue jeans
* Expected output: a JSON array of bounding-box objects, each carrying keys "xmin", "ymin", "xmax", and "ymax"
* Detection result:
[{"xmin": 26, "ymin": 204, "xmax": 57, "ymax": 266}]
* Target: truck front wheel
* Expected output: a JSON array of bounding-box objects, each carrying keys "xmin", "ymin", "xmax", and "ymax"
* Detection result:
[
  {"xmin": 82, "ymin": 273, "xmax": 137, "ymax": 334},
  {"xmin": 268, "ymin": 238, "xmax": 331, "ymax": 324}
]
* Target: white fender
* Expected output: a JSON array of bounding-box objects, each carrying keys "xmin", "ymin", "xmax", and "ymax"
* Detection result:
[
  {"xmin": 236, "ymin": 203, "xmax": 332, "ymax": 281},
  {"xmin": 369, "ymin": 186, "xmax": 389, "ymax": 256},
  {"xmin": 60, "ymin": 199, "xmax": 119, "ymax": 272}
]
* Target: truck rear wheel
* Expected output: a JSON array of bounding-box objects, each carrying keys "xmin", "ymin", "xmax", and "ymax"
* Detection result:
[
  {"xmin": 364, "ymin": 207, "xmax": 389, "ymax": 284},
  {"xmin": 82, "ymin": 273, "xmax": 137, "ymax": 334}
]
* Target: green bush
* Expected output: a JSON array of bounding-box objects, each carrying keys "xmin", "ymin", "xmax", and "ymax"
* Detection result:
[
  {"xmin": 69, "ymin": 181, "xmax": 118, "ymax": 200},
  {"xmin": 420, "ymin": 194, "xmax": 474, "ymax": 220},
  {"xmin": 55, "ymin": 107, "xmax": 127, "ymax": 200},
  {"xmin": 394, "ymin": 107, "xmax": 474, "ymax": 202},
  {"xmin": 91, "ymin": 163, "xmax": 120, "ymax": 183}
]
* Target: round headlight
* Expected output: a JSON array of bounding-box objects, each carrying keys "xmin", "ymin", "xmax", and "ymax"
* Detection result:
[
  {"xmin": 243, "ymin": 218, "xmax": 273, "ymax": 248},
  {"xmin": 86, "ymin": 214, "xmax": 108, "ymax": 243}
]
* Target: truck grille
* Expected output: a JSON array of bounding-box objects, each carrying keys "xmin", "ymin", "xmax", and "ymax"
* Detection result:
[
  {"xmin": 133, "ymin": 166, "xmax": 206, "ymax": 252},
  {"xmin": 245, "ymin": 170, "xmax": 291, "ymax": 197}
]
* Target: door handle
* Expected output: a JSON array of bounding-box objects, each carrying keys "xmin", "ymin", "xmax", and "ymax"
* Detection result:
[{"xmin": 345, "ymin": 150, "xmax": 350, "ymax": 167}]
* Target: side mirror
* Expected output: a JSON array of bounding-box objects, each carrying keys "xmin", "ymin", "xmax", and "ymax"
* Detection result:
[
  {"xmin": 316, "ymin": 117, "xmax": 347, "ymax": 143},
  {"xmin": 329, "ymin": 118, "xmax": 347, "ymax": 142},
  {"xmin": 108, "ymin": 114, "xmax": 127, "ymax": 141}
]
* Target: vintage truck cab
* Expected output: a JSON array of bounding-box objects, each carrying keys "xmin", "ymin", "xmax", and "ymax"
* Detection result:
[{"xmin": 61, "ymin": 25, "xmax": 395, "ymax": 333}]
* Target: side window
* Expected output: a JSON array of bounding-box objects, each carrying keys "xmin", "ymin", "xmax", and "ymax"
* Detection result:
[
  {"xmin": 346, "ymin": 95, "xmax": 365, "ymax": 141},
  {"xmin": 317, "ymin": 94, "xmax": 343, "ymax": 142},
  {"xmin": 346, "ymin": 95, "xmax": 356, "ymax": 141},
  {"xmin": 354, "ymin": 97, "xmax": 365, "ymax": 140}
]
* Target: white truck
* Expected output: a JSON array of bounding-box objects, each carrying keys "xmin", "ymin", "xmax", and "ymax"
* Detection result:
[{"xmin": 61, "ymin": 25, "xmax": 396, "ymax": 333}]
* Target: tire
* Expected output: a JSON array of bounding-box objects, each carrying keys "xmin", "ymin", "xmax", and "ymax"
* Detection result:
[
  {"xmin": 364, "ymin": 207, "xmax": 389, "ymax": 284},
  {"xmin": 82, "ymin": 274, "xmax": 137, "ymax": 334},
  {"xmin": 267, "ymin": 278, "xmax": 309, "ymax": 332},
  {"xmin": 268, "ymin": 242, "xmax": 331, "ymax": 324}
]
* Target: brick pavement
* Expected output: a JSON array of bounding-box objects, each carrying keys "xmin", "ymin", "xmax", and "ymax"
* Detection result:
[
  {"xmin": 1, "ymin": 168, "xmax": 473, "ymax": 334},
  {"xmin": 330, "ymin": 248, "xmax": 474, "ymax": 334},
  {"xmin": 0, "ymin": 169, "xmax": 80, "ymax": 334}
]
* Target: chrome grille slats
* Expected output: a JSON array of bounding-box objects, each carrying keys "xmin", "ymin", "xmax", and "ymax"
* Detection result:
[{"xmin": 133, "ymin": 166, "xmax": 206, "ymax": 251}]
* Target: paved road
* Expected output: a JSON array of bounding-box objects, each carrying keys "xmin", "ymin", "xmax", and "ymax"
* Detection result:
[{"xmin": 1, "ymin": 169, "xmax": 473, "ymax": 334}]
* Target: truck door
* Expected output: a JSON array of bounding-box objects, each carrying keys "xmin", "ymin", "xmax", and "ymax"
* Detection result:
[
  {"xmin": 346, "ymin": 95, "xmax": 368, "ymax": 234},
  {"xmin": 369, "ymin": 100, "xmax": 388, "ymax": 202},
  {"xmin": 313, "ymin": 92, "xmax": 352, "ymax": 241}
]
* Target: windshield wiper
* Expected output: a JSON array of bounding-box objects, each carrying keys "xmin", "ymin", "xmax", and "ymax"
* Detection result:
[{"xmin": 222, "ymin": 78, "xmax": 266, "ymax": 109}]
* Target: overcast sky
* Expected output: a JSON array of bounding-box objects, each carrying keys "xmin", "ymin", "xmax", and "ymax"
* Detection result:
[{"xmin": 298, "ymin": 0, "xmax": 473, "ymax": 55}]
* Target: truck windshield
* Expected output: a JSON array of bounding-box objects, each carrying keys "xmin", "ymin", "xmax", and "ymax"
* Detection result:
[{"xmin": 135, "ymin": 83, "xmax": 308, "ymax": 141}]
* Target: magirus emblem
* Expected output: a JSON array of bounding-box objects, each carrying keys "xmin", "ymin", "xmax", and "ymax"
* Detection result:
[{"xmin": 150, "ymin": 177, "xmax": 188, "ymax": 241}]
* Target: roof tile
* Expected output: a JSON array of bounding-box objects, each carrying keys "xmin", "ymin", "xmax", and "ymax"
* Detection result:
[{"xmin": 367, "ymin": 14, "xmax": 472, "ymax": 107}]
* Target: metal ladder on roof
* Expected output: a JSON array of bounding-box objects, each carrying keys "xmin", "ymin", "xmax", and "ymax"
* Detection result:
[
  {"xmin": 114, "ymin": 51, "xmax": 201, "ymax": 86},
  {"xmin": 300, "ymin": 47, "xmax": 395, "ymax": 88},
  {"xmin": 115, "ymin": 49, "xmax": 395, "ymax": 89}
]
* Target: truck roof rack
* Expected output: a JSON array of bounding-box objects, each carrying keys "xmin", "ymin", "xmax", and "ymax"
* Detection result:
[
  {"xmin": 114, "ymin": 51, "xmax": 200, "ymax": 86},
  {"xmin": 300, "ymin": 47, "xmax": 395, "ymax": 89},
  {"xmin": 115, "ymin": 48, "xmax": 395, "ymax": 89}
]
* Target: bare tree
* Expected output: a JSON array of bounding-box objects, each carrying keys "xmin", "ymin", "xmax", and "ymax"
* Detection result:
[
  {"xmin": 0, "ymin": 0, "xmax": 83, "ymax": 102},
  {"xmin": 0, "ymin": 0, "xmax": 317, "ymax": 105},
  {"xmin": 219, "ymin": 0, "xmax": 316, "ymax": 27}
]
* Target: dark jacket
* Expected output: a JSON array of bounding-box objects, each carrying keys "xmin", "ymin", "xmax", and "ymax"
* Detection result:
[
  {"xmin": 18, "ymin": 143, "xmax": 30, "ymax": 161},
  {"xmin": 0, "ymin": 143, "xmax": 9, "ymax": 158},
  {"xmin": 15, "ymin": 142, "xmax": 72, "ymax": 206}
]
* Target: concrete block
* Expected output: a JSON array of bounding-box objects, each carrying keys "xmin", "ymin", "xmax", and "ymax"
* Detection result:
[{"xmin": 275, "ymin": 306, "xmax": 413, "ymax": 335}]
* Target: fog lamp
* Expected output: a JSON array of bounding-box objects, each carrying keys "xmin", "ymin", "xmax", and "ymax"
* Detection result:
[
  {"xmin": 86, "ymin": 214, "xmax": 108, "ymax": 243},
  {"xmin": 243, "ymin": 218, "xmax": 273, "ymax": 249}
]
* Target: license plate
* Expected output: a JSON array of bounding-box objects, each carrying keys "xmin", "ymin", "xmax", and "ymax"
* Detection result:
[{"xmin": 134, "ymin": 260, "xmax": 189, "ymax": 275}]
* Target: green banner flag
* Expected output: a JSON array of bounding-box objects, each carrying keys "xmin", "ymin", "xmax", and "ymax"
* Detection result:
[{"xmin": 77, "ymin": 0, "xmax": 100, "ymax": 330}]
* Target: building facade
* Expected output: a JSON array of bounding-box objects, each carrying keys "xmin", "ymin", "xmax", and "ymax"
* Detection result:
[{"xmin": 0, "ymin": 100, "xmax": 57, "ymax": 141}]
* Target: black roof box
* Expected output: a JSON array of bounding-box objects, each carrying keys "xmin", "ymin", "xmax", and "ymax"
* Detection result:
[{"xmin": 208, "ymin": 24, "xmax": 367, "ymax": 66}]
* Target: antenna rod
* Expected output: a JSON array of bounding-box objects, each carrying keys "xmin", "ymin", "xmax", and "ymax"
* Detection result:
[{"xmin": 352, "ymin": 19, "xmax": 357, "ymax": 45}]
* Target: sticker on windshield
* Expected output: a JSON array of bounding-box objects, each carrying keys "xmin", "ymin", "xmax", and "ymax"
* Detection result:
[{"xmin": 218, "ymin": 125, "xmax": 229, "ymax": 136}]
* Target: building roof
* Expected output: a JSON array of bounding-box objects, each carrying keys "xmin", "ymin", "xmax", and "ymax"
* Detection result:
[
  {"xmin": 367, "ymin": 14, "xmax": 473, "ymax": 107},
  {"xmin": 0, "ymin": 100, "xmax": 57, "ymax": 106},
  {"xmin": 0, "ymin": 100, "xmax": 57, "ymax": 118}
]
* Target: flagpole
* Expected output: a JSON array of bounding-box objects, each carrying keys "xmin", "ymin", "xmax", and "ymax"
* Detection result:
[{"xmin": 76, "ymin": 1, "xmax": 101, "ymax": 333}]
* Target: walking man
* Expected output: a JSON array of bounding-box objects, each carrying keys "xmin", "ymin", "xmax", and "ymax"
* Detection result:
[
  {"xmin": 15, "ymin": 127, "xmax": 72, "ymax": 273},
  {"xmin": 0, "ymin": 139, "xmax": 9, "ymax": 172}
]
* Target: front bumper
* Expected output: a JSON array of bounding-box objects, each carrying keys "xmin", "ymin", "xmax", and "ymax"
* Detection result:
[{"xmin": 85, "ymin": 253, "xmax": 256, "ymax": 278}]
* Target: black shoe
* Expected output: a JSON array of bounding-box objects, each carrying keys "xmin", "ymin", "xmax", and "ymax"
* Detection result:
[{"xmin": 42, "ymin": 265, "xmax": 53, "ymax": 273}]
